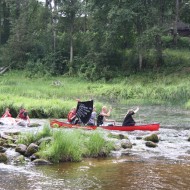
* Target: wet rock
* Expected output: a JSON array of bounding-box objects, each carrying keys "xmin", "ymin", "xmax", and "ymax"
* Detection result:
[
  {"xmin": 30, "ymin": 153, "xmax": 40, "ymax": 161},
  {"xmin": 4, "ymin": 131, "xmax": 21, "ymax": 136},
  {"xmin": 28, "ymin": 123, "xmax": 41, "ymax": 128},
  {"xmin": 113, "ymin": 143, "xmax": 121, "ymax": 151},
  {"xmin": 144, "ymin": 134, "xmax": 159, "ymax": 143},
  {"xmin": 0, "ymin": 146, "xmax": 7, "ymax": 153},
  {"xmin": 121, "ymin": 139, "xmax": 132, "ymax": 149},
  {"xmin": 14, "ymin": 155, "xmax": 26, "ymax": 164},
  {"xmin": 25, "ymin": 143, "xmax": 39, "ymax": 157},
  {"xmin": 0, "ymin": 138, "xmax": 6, "ymax": 146},
  {"xmin": 32, "ymin": 159, "xmax": 52, "ymax": 165},
  {"xmin": 1, "ymin": 133, "xmax": 15, "ymax": 142},
  {"xmin": 7, "ymin": 143, "xmax": 17, "ymax": 148},
  {"xmin": 37, "ymin": 137, "xmax": 53, "ymax": 145},
  {"xmin": 136, "ymin": 137, "xmax": 143, "ymax": 140},
  {"xmin": 15, "ymin": 144, "xmax": 27, "ymax": 155},
  {"xmin": 0, "ymin": 153, "xmax": 8, "ymax": 163},
  {"xmin": 145, "ymin": 141, "xmax": 158, "ymax": 148},
  {"xmin": 108, "ymin": 133, "xmax": 128, "ymax": 140},
  {"xmin": 188, "ymin": 137, "xmax": 190, "ymax": 142}
]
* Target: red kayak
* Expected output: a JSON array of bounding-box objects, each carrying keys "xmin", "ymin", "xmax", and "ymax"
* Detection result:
[
  {"xmin": 50, "ymin": 119, "xmax": 97, "ymax": 130},
  {"xmin": 50, "ymin": 120, "xmax": 160, "ymax": 131}
]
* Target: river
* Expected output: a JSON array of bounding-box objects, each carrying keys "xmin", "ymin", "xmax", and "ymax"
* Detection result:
[{"xmin": 0, "ymin": 105, "xmax": 190, "ymax": 190}]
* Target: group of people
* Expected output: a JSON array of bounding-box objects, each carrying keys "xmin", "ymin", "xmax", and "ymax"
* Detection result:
[
  {"xmin": 1, "ymin": 107, "xmax": 30, "ymax": 126},
  {"xmin": 67, "ymin": 101, "xmax": 139, "ymax": 127}
]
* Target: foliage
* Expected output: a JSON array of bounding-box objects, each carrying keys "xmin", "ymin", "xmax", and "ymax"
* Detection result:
[
  {"xmin": 37, "ymin": 128, "xmax": 114, "ymax": 163},
  {"xmin": 0, "ymin": 0, "xmax": 190, "ymax": 78},
  {"xmin": 84, "ymin": 132, "xmax": 114, "ymax": 157},
  {"xmin": 17, "ymin": 124, "xmax": 52, "ymax": 145}
]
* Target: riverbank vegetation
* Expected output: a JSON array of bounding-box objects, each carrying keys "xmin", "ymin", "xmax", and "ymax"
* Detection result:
[
  {"xmin": 0, "ymin": 1, "xmax": 190, "ymax": 117},
  {"xmin": 17, "ymin": 124, "xmax": 114, "ymax": 162},
  {"xmin": 0, "ymin": 70, "xmax": 189, "ymax": 118},
  {"xmin": 1, "ymin": 1, "xmax": 190, "ymax": 79}
]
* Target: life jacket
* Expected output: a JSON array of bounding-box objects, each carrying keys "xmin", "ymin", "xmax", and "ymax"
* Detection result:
[
  {"xmin": 2, "ymin": 112, "xmax": 12, "ymax": 118},
  {"xmin": 67, "ymin": 110, "xmax": 76, "ymax": 123},
  {"xmin": 19, "ymin": 109, "xmax": 28, "ymax": 120},
  {"xmin": 97, "ymin": 114, "xmax": 104, "ymax": 126}
]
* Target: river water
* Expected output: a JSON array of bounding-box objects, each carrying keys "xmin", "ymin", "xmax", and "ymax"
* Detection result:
[{"xmin": 0, "ymin": 105, "xmax": 190, "ymax": 190}]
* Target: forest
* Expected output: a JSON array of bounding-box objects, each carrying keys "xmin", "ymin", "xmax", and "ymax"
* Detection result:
[{"xmin": 0, "ymin": 0, "xmax": 190, "ymax": 81}]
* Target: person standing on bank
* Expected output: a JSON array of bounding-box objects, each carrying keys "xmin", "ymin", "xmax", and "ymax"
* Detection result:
[{"xmin": 122, "ymin": 107, "xmax": 139, "ymax": 126}]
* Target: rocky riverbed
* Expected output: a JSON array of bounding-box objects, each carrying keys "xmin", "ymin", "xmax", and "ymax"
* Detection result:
[{"xmin": 0, "ymin": 119, "xmax": 190, "ymax": 166}]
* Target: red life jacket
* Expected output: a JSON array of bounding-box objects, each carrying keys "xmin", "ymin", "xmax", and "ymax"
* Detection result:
[
  {"xmin": 67, "ymin": 110, "xmax": 76, "ymax": 122},
  {"xmin": 18, "ymin": 109, "xmax": 27, "ymax": 120},
  {"xmin": 2, "ymin": 112, "xmax": 12, "ymax": 118}
]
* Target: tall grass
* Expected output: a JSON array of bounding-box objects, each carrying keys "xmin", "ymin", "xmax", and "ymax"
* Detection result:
[
  {"xmin": 0, "ymin": 69, "xmax": 189, "ymax": 119},
  {"xmin": 17, "ymin": 124, "xmax": 53, "ymax": 146},
  {"xmin": 35, "ymin": 127, "xmax": 114, "ymax": 162}
]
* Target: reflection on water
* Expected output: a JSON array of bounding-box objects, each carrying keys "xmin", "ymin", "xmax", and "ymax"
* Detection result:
[
  {"xmin": 1, "ymin": 157, "xmax": 189, "ymax": 190},
  {"xmin": 0, "ymin": 105, "xmax": 190, "ymax": 190}
]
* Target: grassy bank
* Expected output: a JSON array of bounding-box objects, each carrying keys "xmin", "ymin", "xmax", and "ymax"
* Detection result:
[{"xmin": 0, "ymin": 70, "xmax": 189, "ymax": 118}]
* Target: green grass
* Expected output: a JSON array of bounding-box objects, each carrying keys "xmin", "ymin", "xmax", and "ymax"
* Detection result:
[
  {"xmin": 17, "ymin": 125, "xmax": 114, "ymax": 163},
  {"xmin": 0, "ymin": 69, "xmax": 189, "ymax": 119}
]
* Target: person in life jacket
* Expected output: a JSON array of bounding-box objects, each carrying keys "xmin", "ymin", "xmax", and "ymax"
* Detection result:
[
  {"xmin": 97, "ymin": 106, "xmax": 115, "ymax": 126},
  {"xmin": 16, "ymin": 107, "xmax": 30, "ymax": 126},
  {"xmin": 67, "ymin": 107, "xmax": 77, "ymax": 124},
  {"xmin": 0, "ymin": 107, "xmax": 16, "ymax": 125},
  {"xmin": 1, "ymin": 108, "xmax": 12, "ymax": 118}
]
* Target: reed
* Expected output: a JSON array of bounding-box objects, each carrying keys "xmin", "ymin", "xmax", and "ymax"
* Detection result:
[{"xmin": 84, "ymin": 132, "xmax": 114, "ymax": 157}]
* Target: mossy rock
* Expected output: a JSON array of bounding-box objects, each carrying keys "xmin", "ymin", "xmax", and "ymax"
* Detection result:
[
  {"xmin": 15, "ymin": 144, "xmax": 27, "ymax": 155},
  {"xmin": 14, "ymin": 155, "xmax": 26, "ymax": 164},
  {"xmin": 144, "ymin": 134, "xmax": 159, "ymax": 143},
  {"xmin": 25, "ymin": 143, "xmax": 39, "ymax": 157},
  {"xmin": 0, "ymin": 153, "xmax": 8, "ymax": 163},
  {"xmin": 28, "ymin": 123, "xmax": 41, "ymax": 128},
  {"xmin": 145, "ymin": 141, "xmax": 158, "ymax": 148},
  {"xmin": 0, "ymin": 146, "xmax": 7, "ymax": 153},
  {"xmin": 108, "ymin": 133, "xmax": 128, "ymax": 140},
  {"xmin": 32, "ymin": 159, "xmax": 52, "ymax": 165}
]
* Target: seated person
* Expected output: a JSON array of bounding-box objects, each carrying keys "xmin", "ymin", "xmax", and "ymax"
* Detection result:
[
  {"xmin": 97, "ymin": 106, "xmax": 115, "ymax": 126},
  {"xmin": 87, "ymin": 107, "xmax": 96, "ymax": 126},
  {"xmin": 122, "ymin": 107, "xmax": 139, "ymax": 126},
  {"xmin": 0, "ymin": 108, "xmax": 16, "ymax": 125},
  {"xmin": 16, "ymin": 107, "xmax": 30, "ymax": 126},
  {"xmin": 2, "ymin": 108, "xmax": 12, "ymax": 118},
  {"xmin": 67, "ymin": 107, "xmax": 78, "ymax": 124}
]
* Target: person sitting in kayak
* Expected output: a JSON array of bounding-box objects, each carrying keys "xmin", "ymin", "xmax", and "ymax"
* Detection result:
[
  {"xmin": 97, "ymin": 106, "xmax": 115, "ymax": 126},
  {"xmin": 67, "ymin": 107, "xmax": 77, "ymax": 124},
  {"xmin": 67, "ymin": 98, "xmax": 81, "ymax": 124},
  {"xmin": 122, "ymin": 107, "xmax": 139, "ymax": 126},
  {"xmin": 1, "ymin": 108, "xmax": 12, "ymax": 118},
  {"xmin": 87, "ymin": 107, "xmax": 97, "ymax": 126}
]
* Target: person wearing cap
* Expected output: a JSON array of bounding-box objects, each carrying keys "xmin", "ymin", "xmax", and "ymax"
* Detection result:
[{"xmin": 122, "ymin": 107, "xmax": 139, "ymax": 126}]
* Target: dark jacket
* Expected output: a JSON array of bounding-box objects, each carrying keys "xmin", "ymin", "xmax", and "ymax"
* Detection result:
[{"xmin": 122, "ymin": 111, "xmax": 135, "ymax": 126}]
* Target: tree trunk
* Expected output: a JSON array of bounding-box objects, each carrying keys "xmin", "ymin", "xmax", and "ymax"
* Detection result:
[
  {"xmin": 139, "ymin": 53, "xmax": 143, "ymax": 70},
  {"xmin": 173, "ymin": 0, "xmax": 179, "ymax": 45}
]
